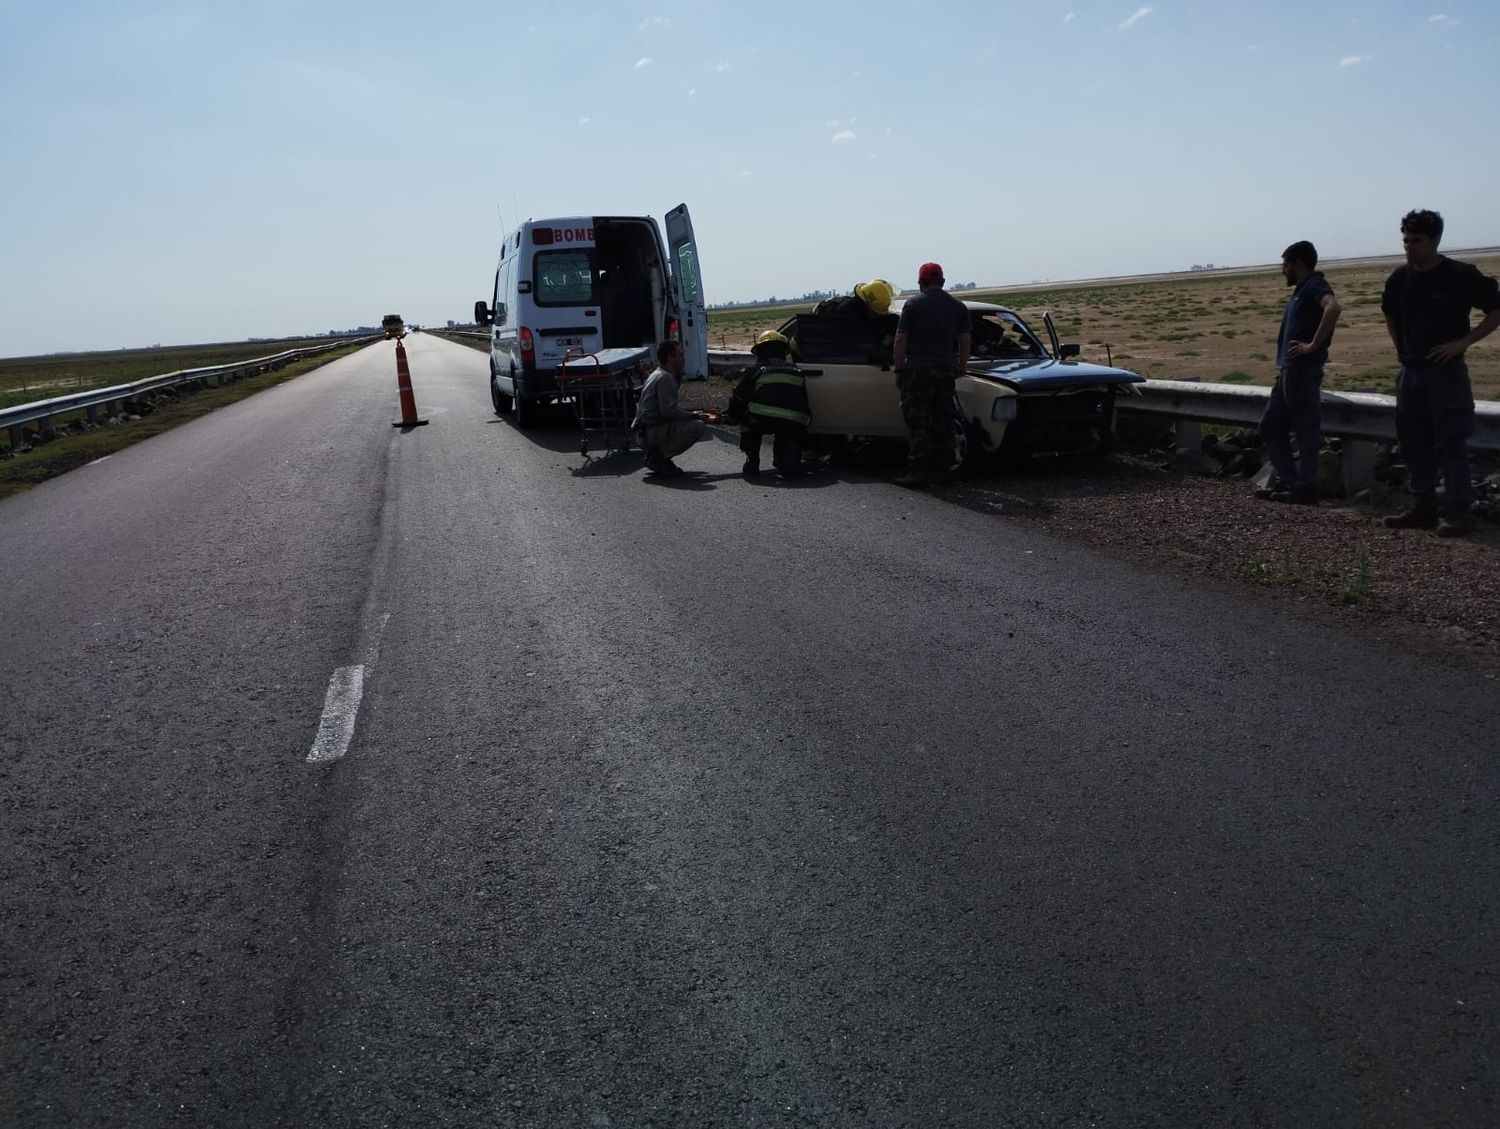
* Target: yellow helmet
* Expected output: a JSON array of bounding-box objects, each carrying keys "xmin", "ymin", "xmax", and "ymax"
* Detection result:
[
  {"xmin": 752, "ymin": 329, "xmax": 792, "ymax": 357},
  {"xmin": 853, "ymin": 278, "xmax": 896, "ymax": 314}
]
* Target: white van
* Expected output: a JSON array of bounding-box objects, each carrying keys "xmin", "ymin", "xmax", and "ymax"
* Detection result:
[{"xmin": 473, "ymin": 204, "xmax": 706, "ymax": 428}]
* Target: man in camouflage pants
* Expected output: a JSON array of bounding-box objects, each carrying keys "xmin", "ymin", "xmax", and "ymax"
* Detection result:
[{"xmin": 892, "ymin": 262, "xmax": 971, "ymax": 488}]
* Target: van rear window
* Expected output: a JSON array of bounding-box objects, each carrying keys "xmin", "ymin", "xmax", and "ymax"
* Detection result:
[{"xmin": 532, "ymin": 249, "xmax": 596, "ymax": 306}]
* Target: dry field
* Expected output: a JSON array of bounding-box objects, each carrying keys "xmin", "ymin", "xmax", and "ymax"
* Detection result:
[{"xmin": 708, "ymin": 254, "xmax": 1500, "ymax": 401}]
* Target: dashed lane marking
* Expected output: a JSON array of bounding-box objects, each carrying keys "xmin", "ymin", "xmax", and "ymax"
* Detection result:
[{"xmin": 306, "ymin": 665, "xmax": 366, "ymax": 764}]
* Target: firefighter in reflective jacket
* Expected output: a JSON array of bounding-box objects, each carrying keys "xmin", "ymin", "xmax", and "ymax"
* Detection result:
[{"xmin": 728, "ymin": 330, "xmax": 812, "ymax": 478}]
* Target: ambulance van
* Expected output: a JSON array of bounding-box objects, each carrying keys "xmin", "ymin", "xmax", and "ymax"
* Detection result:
[{"xmin": 473, "ymin": 204, "xmax": 706, "ymax": 428}]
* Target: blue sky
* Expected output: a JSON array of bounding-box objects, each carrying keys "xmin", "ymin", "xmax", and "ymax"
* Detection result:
[{"xmin": 2, "ymin": 0, "xmax": 1498, "ymax": 356}]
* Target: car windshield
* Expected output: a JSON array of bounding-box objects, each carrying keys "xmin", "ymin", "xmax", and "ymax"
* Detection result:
[{"xmin": 970, "ymin": 310, "xmax": 1046, "ymax": 360}]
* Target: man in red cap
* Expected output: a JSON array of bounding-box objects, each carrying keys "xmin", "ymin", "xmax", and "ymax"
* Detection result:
[{"xmin": 891, "ymin": 262, "xmax": 970, "ymax": 486}]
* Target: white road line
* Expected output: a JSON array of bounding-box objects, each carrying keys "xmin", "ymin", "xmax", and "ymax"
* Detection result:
[{"xmin": 306, "ymin": 664, "xmax": 366, "ymax": 764}]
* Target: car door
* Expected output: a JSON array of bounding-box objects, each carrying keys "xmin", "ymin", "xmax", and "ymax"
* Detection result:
[
  {"xmin": 664, "ymin": 203, "xmax": 708, "ymax": 380},
  {"xmin": 805, "ymin": 361, "xmax": 905, "ymax": 437}
]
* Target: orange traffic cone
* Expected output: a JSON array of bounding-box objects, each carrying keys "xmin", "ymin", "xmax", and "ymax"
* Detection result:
[{"xmin": 393, "ymin": 339, "xmax": 428, "ymax": 428}]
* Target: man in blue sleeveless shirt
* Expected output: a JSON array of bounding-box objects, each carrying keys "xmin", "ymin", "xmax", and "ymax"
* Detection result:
[{"xmin": 1256, "ymin": 240, "xmax": 1342, "ymax": 505}]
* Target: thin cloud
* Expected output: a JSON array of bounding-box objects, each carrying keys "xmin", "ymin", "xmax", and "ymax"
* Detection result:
[
  {"xmin": 578, "ymin": 116, "xmax": 590, "ymax": 125},
  {"xmin": 634, "ymin": 57, "xmax": 653, "ymax": 69},
  {"xmin": 1339, "ymin": 54, "xmax": 1368, "ymax": 67},
  {"xmin": 637, "ymin": 15, "xmax": 669, "ymax": 30},
  {"xmin": 1429, "ymin": 14, "xmax": 1460, "ymax": 27},
  {"xmin": 832, "ymin": 130, "xmax": 856, "ymax": 142},
  {"xmin": 715, "ymin": 60, "xmax": 732, "ymax": 73},
  {"xmin": 1064, "ymin": 11, "xmax": 1076, "ymax": 21},
  {"xmin": 1120, "ymin": 6, "xmax": 1153, "ymax": 30}
]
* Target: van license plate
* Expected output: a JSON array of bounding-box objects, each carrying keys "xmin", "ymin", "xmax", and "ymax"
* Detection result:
[{"xmin": 556, "ymin": 337, "xmax": 581, "ymax": 349}]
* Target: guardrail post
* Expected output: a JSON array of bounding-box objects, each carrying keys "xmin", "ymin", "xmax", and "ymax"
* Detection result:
[
  {"xmin": 8, "ymin": 425, "xmax": 22, "ymax": 449},
  {"xmin": 86, "ymin": 405, "xmax": 98, "ymax": 425},
  {"xmin": 1173, "ymin": 376, "xmax": 1202, "ymax": 454},
  {"xmin": 1342, "ymin": 439, "xmax": 1378, "ymax": 495}
]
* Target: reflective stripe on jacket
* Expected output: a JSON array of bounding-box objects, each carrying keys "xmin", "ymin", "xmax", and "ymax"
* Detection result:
[{"xmin": 745, "ymin": 366, "xmax": 811, "ymax": 427}]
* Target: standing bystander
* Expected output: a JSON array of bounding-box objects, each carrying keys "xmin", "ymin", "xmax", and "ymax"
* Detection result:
[
  {"xmin": 1381, "ymin": 210, "xmax": 1500, "ymax": 536},
  {"xmin": 1256, "ymin": 240, "xmax": 1342, "ymax": 505},
  {"xmin": 891, "ymin": 263, "xmax": 971, "ymax": 488}
]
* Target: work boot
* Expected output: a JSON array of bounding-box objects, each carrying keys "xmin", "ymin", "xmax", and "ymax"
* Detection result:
[
  {"xmin": 656, "ymin": 458, "xmax": 685, "ymax": 478},
  {"xmin": 1271, "ymin": 486, "xmax": 1318, "ymax": 506},
  {"xmin": 893, "ymin": 470, "xmax": 930, "ymax": 489},
  {"xmin": 1435, "ymin": 512, "xmax": 1474, "ymax": 538},
  {"xmin": 742, "ymin": 459, "xmax": 760, "ymax": 478},
  {"xmin": 643, "ymin": 450, "xmax": 665, "ymax": 474},
  {"xmin": 1254, "ymin": 482, "xmax": 1285, "ymax": 500},
  {"xmin": 1382, "ymin": 502, "xmax": 1439, "ymax": 530}
]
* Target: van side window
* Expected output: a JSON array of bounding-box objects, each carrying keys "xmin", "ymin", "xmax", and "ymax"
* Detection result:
[
  {"xmin": 533, "ymin": 249, "xmax": 596, "ymax": 306},
  {"xmin": 496, "ymin": 258, "xmax": 512, "ymax": 326}
]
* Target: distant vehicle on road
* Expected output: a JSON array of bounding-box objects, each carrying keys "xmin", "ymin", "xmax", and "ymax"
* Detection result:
[
  {"xmin": 473, "ymin": 205, "xmax": 706, "ymax": 429},
  {"xmin": 780, "ymin": 300, "xmax": 1145, "ymax": 467},
  {"xmin": 381, "ymin": 314, "xmax": 405, "ymax": 339}
]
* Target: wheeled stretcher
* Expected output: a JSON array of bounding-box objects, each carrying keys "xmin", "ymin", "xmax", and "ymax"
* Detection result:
[{"xmin": 556, "ymin": 346, "xmax": 652, "ymax": 461}]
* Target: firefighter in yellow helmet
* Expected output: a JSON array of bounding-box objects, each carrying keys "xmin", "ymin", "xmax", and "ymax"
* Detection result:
[
  {"xmin": 815, "ymin": 278, "xmax": 899, "ymax": 361},
  {"xmin": 726, "ymin": 330, "xmax": 812, "ymax": 478},
  {"xmin": 816, "ymin": 278, "xmax": 895, "ymax": 320}
]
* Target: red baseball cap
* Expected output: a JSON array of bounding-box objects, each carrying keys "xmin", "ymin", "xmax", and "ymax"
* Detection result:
[{"xmin": 918, "ymin": 262, "xmax": 944, "ymax": 283}]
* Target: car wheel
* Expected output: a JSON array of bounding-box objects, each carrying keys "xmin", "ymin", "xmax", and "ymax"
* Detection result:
[
  {"xmin": 948, "ymin": 411, "xmax": 984, "ymax": 474},
  {"xmin": 513, "ymin": 388, "xmax": 536, "ymax": 429}
]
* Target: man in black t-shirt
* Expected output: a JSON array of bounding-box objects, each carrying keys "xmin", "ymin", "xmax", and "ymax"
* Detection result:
[
  {"xmin": 1380, "ymin": 209, "xmax": 1500, "ymax": 536},
  {"xmin": 891, "ymin": 262, "xmax": 971, "ymax": 488}
]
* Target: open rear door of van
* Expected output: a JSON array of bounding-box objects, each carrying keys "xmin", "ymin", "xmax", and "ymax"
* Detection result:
[{"xmin": 664, "ymin": 203, "xmax": 708, "ymax": 380}]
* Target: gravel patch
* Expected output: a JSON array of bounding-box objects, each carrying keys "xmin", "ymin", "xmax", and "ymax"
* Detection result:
[{"xmin": 944, "ymin": 456, "xmax": 1500, "ymax": 678}]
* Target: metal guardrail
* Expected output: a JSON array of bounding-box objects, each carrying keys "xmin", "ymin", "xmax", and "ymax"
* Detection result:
[
  {"xmin": 1119, "ymin": 379, "xmax": 1500, "ymax": 451},
  {"xmin": 1, "ymin": 337, "xmax": 380, "ymax": 449}
]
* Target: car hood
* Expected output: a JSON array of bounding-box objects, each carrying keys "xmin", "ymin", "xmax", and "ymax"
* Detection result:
[{"xmin": 968, "ymin": 358, "xmax": 1146, "ymax": 391}]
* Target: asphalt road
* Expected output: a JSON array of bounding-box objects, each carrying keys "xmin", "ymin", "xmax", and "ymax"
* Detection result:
[{"xmin": 2, "ymin": 335, "xmax": 1495, "ymax": 1128}]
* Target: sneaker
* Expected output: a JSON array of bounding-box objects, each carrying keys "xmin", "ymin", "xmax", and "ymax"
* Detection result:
[
  {"xmin": 1271, "ymin": 487, "xmax": 1318, "ymax": 506},
  {"xmin": 1383, "ymin": 504, "xmax": 1439, "ymax": 530},
  {"xmin": 1435, "ymin": 513, "xmax": 1474, "ymax": 538}
]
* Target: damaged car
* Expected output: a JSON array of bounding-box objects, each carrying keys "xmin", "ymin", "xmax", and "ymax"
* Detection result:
[{"xmin": 777, "ymin": 300, "xmax": 1145, "ymax": 467}]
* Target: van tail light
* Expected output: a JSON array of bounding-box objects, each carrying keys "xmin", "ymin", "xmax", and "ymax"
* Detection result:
[
  {"xmin": 520, "ymin": 326, "xmax": 536, "ymax": 368},
  {"xmin": 667, "ymin": 317, "xmax": 680, "ymax": 342}
]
